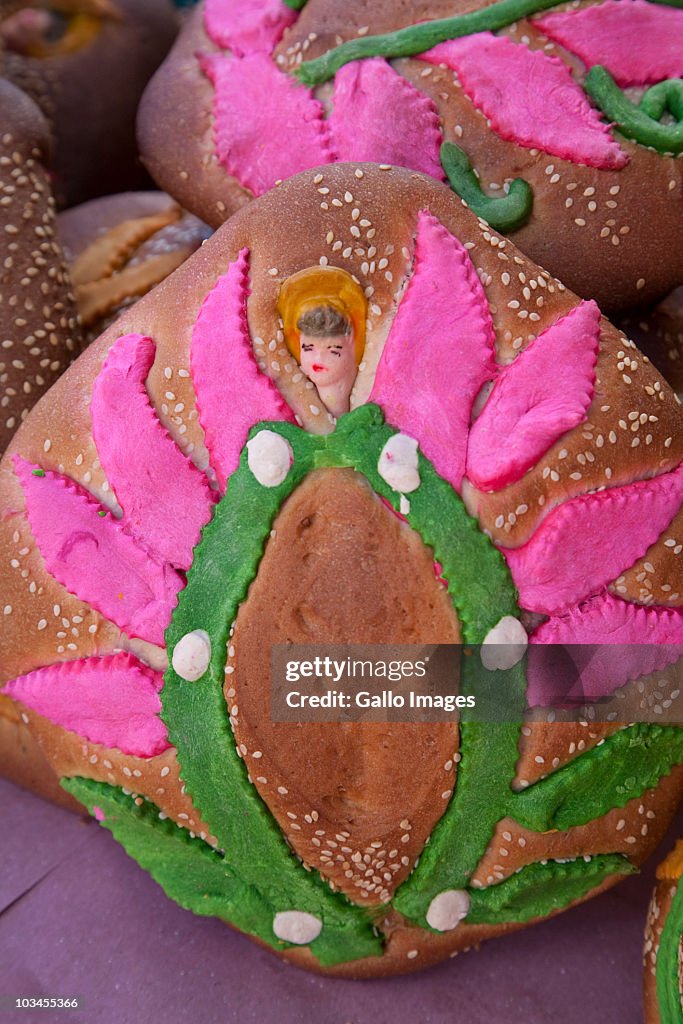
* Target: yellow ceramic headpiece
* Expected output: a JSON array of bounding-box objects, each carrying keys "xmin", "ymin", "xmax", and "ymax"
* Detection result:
[{"xmin": 277, "ymin": 265, "xmax": 367, "ymax": 365}]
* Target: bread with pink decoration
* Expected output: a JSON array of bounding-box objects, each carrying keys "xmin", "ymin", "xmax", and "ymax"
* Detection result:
[
  {"xmin": 138, "ymin": 0, "xmax": 683, "ymax": 312},
  {"xmin": 1, "ymin": 164, "xmax": 683, "ymax": 975}
]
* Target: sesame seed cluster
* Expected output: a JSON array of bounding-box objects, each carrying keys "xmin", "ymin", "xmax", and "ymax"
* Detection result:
[{"xmin": 0, "ymin": 87, "xmax": 79, "ymax": 452}]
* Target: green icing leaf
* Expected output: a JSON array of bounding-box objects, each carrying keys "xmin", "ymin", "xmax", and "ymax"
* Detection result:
[
  {"xmin": 394, "ymin": 656, "xmax": 527, "ymax": 925},
  {"xmin": 282, "ymin": 0, "xmax": 307, "ymax": 8},
  {"xmin": 61, "ymin": 777, "xmax": 273, "ymax": 939},
  {"xmin": 512, "ymin": 724, "xmax": 683, "ymax": 833},
  {"xmin": 61, "ymin": 777, "xmax": 380, "ymax": 965},
  {"xmin": 466, "ymin": 854, "xmax": 635, "ymax": 925},
  {"xmin": 441, "ymin": 142, "xmax": 533, "ymax": 234},
  {"xmin": 585, "ymin": 68, "xmax": 683, "ymax": 155},
  {"xmin": 656, "ymin": 879, "xmax": 683, "ymax": 1024}
]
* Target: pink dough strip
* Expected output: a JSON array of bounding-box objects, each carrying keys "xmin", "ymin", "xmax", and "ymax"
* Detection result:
[
  {"xmin": 466, "ymin": 300, "xmax": 600, "ymax": 492},
  {"xmin": 204, "ymin": 0, "xmax": 296, "ymax": 57},
  {"xmin": 328, "ymin": 58, "xmax": 444, "ymax": 178},
  {"xmin": 503, "ymin": 465, "xmax": 683, "ymax": 615},
  {"xmin": 2, "ymin": 652, "xmax": 170, "ymax": 758},
  {"xmin": 92, "ymin": 333, "xmax": 216, "ymax": 571},
  {"xmin": 536, "ymin": 0, "xmax": 683, "ymax": 88},
  {"xmin": 527, "ymin": 592, "xmax": 683, "ymax": 705},
  {"xmin": 191, "ymin": 248, "xmax": 296, "ymax": 491},
  {"xmin": 421, "ymin": 32, "xmax": 628, "ymax": 170},
  {"xmin": 14, "ymin": 457, "xmax": 183, "ymax": 645},
  {"xmin": 370, "ymin": 210, "xmax": 496, "ymax": 492},
  {"xmin": 201, "ymin": 51, "xmax": 335, "ymax": 197}
]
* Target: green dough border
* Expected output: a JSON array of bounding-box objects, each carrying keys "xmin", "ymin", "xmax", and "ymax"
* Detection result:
[
  {"xmin": 441, "ymin": 141, "xmax": 533, "ymax": 234},
  {"xmin": 393, "ymin": 655, "xmax": 527, "ymax": 924},
  {"xmin": 294, "ymin": 0, "xmax": 683, "ymax": 87},
  {"xmin": 656, "ymin": 877, "xmax": 683, "ymax": 1023}
]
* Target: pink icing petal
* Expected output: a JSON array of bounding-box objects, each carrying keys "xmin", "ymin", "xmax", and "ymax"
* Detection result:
[
  {"xmin": 13, "ymin": 457, "xmax": 183, "ymax": 646},
  {"xmin": 503, "ymin": 465, "xmax": 683, "ymax": 615},
  {"xmin": 92, "ymin": 334, "xmax": 216, "ymax": 572},
  {"xmin": 370, "ymin": 209, "xmax": 496, "ymax": 492},
  {"xmin": 527, "ymin": 592, "xmax": 683, "ymax": 706},
  {"xmin": 201, "ymin": 51, "xmax": 335, "ymax": 197},
  {"xmin": 93, "ymin": 806, "xmax": 106, "ymax": 821},
  {"xmin": 191, "ymin": 248, "xmax": 296, "ymax": 491},
  {"xmin": 536, "ymin": 0, "xmax": 683, "ymax": 88},
  {"xmin": 466, "ymin": 300, "xmax": 601, "ymax": 492},
  {"xmin": 421, "ymin": 32, "xmax": 628, "ymax": 170},
  {"xmin": 1, "ymin": 652, "xmax": 170, "ymax": 758},
  {"xmin": 204, "ymin": 0, "xmax": 296, "ymax": 57},
  {"xmin": 328, "ymin": 58, "xmax": 444, "ymax": 178}
]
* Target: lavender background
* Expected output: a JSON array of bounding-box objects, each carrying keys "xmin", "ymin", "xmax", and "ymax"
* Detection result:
[{"xmin": 2, "ymin": 777, "xmax": 680, "ymax": 1024}]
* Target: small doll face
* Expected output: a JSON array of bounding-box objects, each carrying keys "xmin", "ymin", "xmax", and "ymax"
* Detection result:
[{"xmin": 299, "ymin": 330, "xmax": 356, "ymax": 390}]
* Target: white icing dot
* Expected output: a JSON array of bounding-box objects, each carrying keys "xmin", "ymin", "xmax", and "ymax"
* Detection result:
[
  {"xmin": 172, "ymin": 630, "xmax": 211, "ymax": 682},
  {"xmin": 399, "ymin": 494, "xmax": 411, "ymax": 516},
  {"xmin": 273, "ymin": 910, "xmax": 322, "ymax": 945},
  {"xmin": 426, "ymin": 889, "xmax": 470, "ymax": 931},
  {"xmin": 246, "ymin": 431, "xmax": 293, "ymax": 488},
  {"xmin": 378, "ymin": 433, "xmax": 420, "ymax": 494},
  {"xmin": 481, "ymin": 616, "xmax": 528, "ymax": 671}
]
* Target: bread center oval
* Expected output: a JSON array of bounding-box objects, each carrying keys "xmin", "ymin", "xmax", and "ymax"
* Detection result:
[{"xmin": 226, "ymin": 467, "xmax": 462, "ymax": 906}]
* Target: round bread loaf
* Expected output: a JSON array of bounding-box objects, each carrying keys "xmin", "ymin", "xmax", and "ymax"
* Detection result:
[
  {"xmin": 1, "ymin": 164, "xmax": 683, "ymax": 976},
  {"xmin": 58, "ymin": 191, "xmax": 211, "ymax": 343},
  {"xmin": 0, "ymin": 0, "xmax": 178, "ymax": 207},
  {"xmin": 644, "ymin": 841, "xmax": 683, "ymax": 1024},
  {"xmin": 0, "ymin": 78, "xmax": 80, "ymax": 455},
  {"xmin": 138, "ymin": 0, "xmax": 683, "ymax": 313}
]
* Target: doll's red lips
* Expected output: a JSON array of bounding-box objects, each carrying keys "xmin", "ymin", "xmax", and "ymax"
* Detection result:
[{"xmin": 312, "ymin": 364, "xmax": 327, "ymax": 372}]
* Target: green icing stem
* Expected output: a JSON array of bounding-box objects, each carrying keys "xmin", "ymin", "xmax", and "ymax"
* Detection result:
[
  {"xmin": 585, "ymin": 68, "xmax": 683, "ymax": 155},
  {"xmin": 295, "ymin": 0, "xmax": 683, "ymax": 86},
  {"xmin": 656, "ymin": 877, "xmax": 683, "ymax": 1023},
  {"xmin": 161, "ymin": 403, "xmax": 521, "ymax": 960},
  {"xmin": 641, "ymin": 79, "xmax": 683, "ymax": 123},
  {"xmin": 282, "ymin": 0, "xmax": 307, "ymax": 8},
  {"xmin": 512, "ymin": 724, "xmax": 683, "ymax": 833},
  {"xmin": 466, "ymin": 854, "xmax": 635, "ymax": 925},
  {"xmin": 295, "ymin": 0, "xmax": 566, "ymax": 85},
  {"xmin": 441, "ymin": 141, "xmax": 533, "ymax": 234}
]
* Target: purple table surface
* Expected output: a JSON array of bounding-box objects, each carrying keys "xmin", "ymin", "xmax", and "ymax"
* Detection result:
[{"xmin": 2, "ymin": 777, "xmax": 681, "ymax": 1024}]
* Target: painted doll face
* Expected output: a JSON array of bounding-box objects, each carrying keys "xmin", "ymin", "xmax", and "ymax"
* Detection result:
[{"xmin": 299, "ymin": 330, "xmax": 356, "ymax": 390}]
